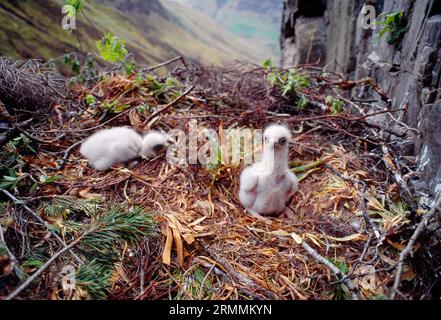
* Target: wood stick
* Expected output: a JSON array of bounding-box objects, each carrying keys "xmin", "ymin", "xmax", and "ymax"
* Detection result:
[
  {"xmin": 297, "ymin": 237, "xmax": 359, "ymax": 300},
  {"xmin": 325, "ymin": 164, "xmax": 381, "ymax": 241},
  {"xmin": 1, "ymin": 189, "xmax": 83, "ymax": 265},
  {"xmin": 200, "ymin": 240, "xmax": 278, "ymax": 300},
  {"xmin": 145, "ymin": 85, "xmax": 194, "ymax": 123},
  {"xmin": 0, "ymin": 222, "xmax": 22, "ymax": 276},
  {"xmin": 5, "ymin": 236, "xmax": 83, "ymax": 300},
  {"xmin": 391, "ymin": 197, "xmax": 441, "ymax": 299},
  {"xmin": 140, "ymin": 56, "xmax": 186, "ymax": 72}
]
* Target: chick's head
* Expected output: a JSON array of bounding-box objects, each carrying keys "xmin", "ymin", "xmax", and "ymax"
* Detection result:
[
  {"xmin": 140, "ymin": 131, "xmax": 169, "ymax": 158},
  {"xmin": 263, "ymin": 124, "xmax": 291, "ymax": 151}
]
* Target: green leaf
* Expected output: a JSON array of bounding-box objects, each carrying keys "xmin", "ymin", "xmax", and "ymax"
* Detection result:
[
  {"xmin": 38, "ymin": 175, "xmax": 61, "ymax": 184},
  {"xmin": 63, "ymin": 53, "xmax": 81, "ymax": 75},
  {"xmin": 267, "ymin": 72, "xmax": 279, "ymax": 86},
  {"xmin": 296, "ymin": 94, "xmax": 308, "ymax": 111},
  {"xmin": 375, "ymin": 11, "xmax": 407, "ymax": 44},
  {"xmin": 124, "ymin": 59, "xmax": 137, "ymax": 76},
  {"xmin": 96, "ymin": 33, "xmax": 128, "ymax": 63},
  {"xmin": 22, "ymin": 259, "xmax": 45, "ymax": 269},
  {"xmin": 85, "ymin": 94, "xmax": 97, "ymax": 106},
  {"xmin": 65, "ymin": 0, "xmax": 85, "ymax": 16},
  {"xmin": 261, "ymin": 58, "xmax": 273, "ymax": 69},
  {"xmin": 113, "ymin": 103, "xmax": 130, "ymax": 113},
  {"xmin": 329, "ymin": 259, "xmax": 349, "ymax": 273},
  {"xmin": 64, "ymin": 5, "xmax": 77, "ymax": 18}
]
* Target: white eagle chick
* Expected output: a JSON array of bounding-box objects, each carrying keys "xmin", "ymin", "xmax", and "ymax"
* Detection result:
[
  {"xmin": 80, "ymin": 127, "xmax": 168, "ymax": 171},
  {"xmin": 239, "ymin": 124, "xmax": 298, "ymax": 219}
]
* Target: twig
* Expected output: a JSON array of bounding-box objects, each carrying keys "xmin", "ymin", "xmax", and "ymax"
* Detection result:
[
  {"xmin": 51, "ymin": 139, "xmax": 85, "ymax": 171},
  {"xmin": 140, "ymin": 56, "xmax": 186, "ymax": 73},
  {"xmin": 5, "ymin": 236, "xmax": 83, "ymax": 300},
  {"xmin": 296, "ymin": 237, "xmax": 359, "ymax": 300},
  {"xmin": 200, "ymin": 240, "xmax": 278, "ymax": 299},
  {"xmin": 287, "ymin": 108, "xmax": 405, "ymax": 123},
  {"xmin": 198, "ymin": 262, "xmax": 216, "ymax": 299},
  {"xmin": 1, "ymin": 189, "xmax": 83, "ymax": 265},
  {"xmin": 197, "ymin": 259, "xmax": 269, "ymax": 300},
  {"xmin": 73, "ymin": 106, "xmax": 136, "ymax": 133},
  {"xmin": 380, "ymin": 137, "xmax": 414, "ymax": 202},
  {"xmin": 325, "ymin": 164, "xmax": 381, "ymax": 241},
  {"xmin": 391, "ymin": 197, "xmax": 441, "ymax": 299},
  {"xmin": 145, "ymin": 86, "xmax": 194, "ymax": 123},
  {"xmin": 0, "ymin": 222, "xmax": 21, "ymax": 275},
  {"xmin": 16, "ymin": 126, "xmax": 65, "ymax": 144}
]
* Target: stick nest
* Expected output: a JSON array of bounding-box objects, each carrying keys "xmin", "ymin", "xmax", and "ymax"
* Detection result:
[{"xmin": 0, "ymin": 60, "xmax": 433, "ymax": 300}]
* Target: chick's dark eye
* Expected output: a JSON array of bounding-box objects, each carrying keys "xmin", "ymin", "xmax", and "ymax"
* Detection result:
[{"xmin": 279, "ymin": 138, "xmax": 287, "ymax": 144}]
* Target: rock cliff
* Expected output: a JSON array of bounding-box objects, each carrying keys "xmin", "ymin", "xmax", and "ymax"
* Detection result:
[{"xmin": 281, "ymin": 0, "xmax": 441, "ymax": 201}]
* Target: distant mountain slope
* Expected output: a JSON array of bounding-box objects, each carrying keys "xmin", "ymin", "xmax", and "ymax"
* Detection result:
[
  {"xmin": 175, "ymin": 0, "xmax": 283, "ymax": 60},
  {"xmin": 0, "ymin": 0, "xmax": 270, "ymax": 65}
]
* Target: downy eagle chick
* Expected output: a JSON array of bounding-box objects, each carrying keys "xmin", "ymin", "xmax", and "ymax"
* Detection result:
[
  {"xmin": 80, "ymin": 127, "xmax": 168, "ymax": 171},
  {"xmin": 239, "ymin": 124, "xmax": 298, "ymax": 218}
]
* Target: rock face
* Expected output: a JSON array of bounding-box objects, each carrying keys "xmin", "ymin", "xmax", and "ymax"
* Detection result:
[
  {"xmin": 281, "ymin": 0, "xmax": 441, "ymax": 200},
  {"xmin": 280, "ymin": 0, "xmax": 327, "ymax": 67}
]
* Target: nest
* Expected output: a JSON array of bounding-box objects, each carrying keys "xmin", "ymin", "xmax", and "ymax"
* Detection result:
[
  {"xmin": 0, "ymin": 57, "xmax": 65, "ymax": 113},
  {"xmin": 0, "ymin": 60, "xmax": 434, "ymax": 300}
]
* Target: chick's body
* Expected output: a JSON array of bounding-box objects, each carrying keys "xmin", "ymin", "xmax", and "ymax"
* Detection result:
[
  {"xmin": 239, "ymin": 125, "xmax": 298, "ymax": 216},
  {"xmin": 80, "ymin": 127, "xmax": 143, "ymax": 171},
  {"xmin": 80, "ymin": 127, "xmax": 168, "ymax": 171},
  {"xmin": 240, "ymin": 166, "xmax": 297, "ymax": 215}
]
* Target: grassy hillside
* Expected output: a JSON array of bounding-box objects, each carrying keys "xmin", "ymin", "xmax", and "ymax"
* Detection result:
[
  {"xmin": 0, "ymin": 0, "xmax": 270, "ymax": 65},
  {"xmin": 175, "ymin": 0, "xmax": 283, "ymax": 61}
]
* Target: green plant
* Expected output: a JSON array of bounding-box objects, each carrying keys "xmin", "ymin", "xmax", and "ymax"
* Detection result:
[
  {"xmin": 102, "ymin": 100, "xmax": 129, "ymax": 113},
  {"xmin": 136, "ymin": 104, "xmax": 149, "ymax": 115},
  {"xmin": 0, "ymin": 245, "xmax": 6, "ymax": 256},
  {"xmin": 84, "ymin": 53, "xmax": 98, "ymax": 79},
  {"xmin": 73, "ymin": 204, "xmax": 157, "ymax": 264},
  {"xmin": 144, "ymin": 75, "xmax": 178, "ymax": 97},
  {"xmin": 329, "ymin": 259, "xmax": 349, "ymax": 273},
  {"xmin": 75, "ymin": 260, "xmax": 113, "ymax": 299},
  {"xmin": 27, "ymin": 174, "xmax": 62, "ymax": 193},
  {"xmin": 0, "ymin": 134, "xmax": 38, "ymax": 192},
  {"xmin": 96, "ymin": 33, "xmax": 128, "ymax": 64},
  {"xmin": 123, "ymin": 58, "xmax": 137, "ymax": 76},
  {"xmin": 63, "ymin": 53, "xmax": 81, "ymax": 76},
  {"xmin": 21, "ymin": 259, "xmax": 45, "ymax": 269},
  {"xmin": 296, "ymin": 94, "xmax": 309, "ymax": 111},
  {"xmin": 328, "ymin": 259, "xmax": 351, "ymax": 300},
  {"xmin": 0, "ymin": 172, "xmax": 27, "ymax": 190},
  {"xmin": 39, "ymin": 198, "xmax": 157, "ymax": 299},
  {"xmin": 84, "ymin": 94, "xmax": 97, "ymax": 107},
  {"xmin": 64, "ymin": 0, "xmax": 85, "ymax": 18},
  {"xmin": 374, "ymin": 11, "xmax": 407, "ymax": 45},
  {"xmin": 326, "ymin": 96, "xmax": 344, "ymax": 115},
  {"xmin": 9, "ymin": 134, "xmax": 37, "ymax": 154},
  {"xmin": 268, "ymin": 68, "xmax": 310, "ymax": 97},
  {"xmin": 261, "ymin": 57, "xmax": 273, "ymax": 69},
  {"xmin": 176, "ymin": 267, "xmax": 213, "ymax": 299}
]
